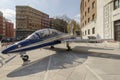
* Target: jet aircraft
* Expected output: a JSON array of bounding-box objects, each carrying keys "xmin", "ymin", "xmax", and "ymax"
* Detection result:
[{"xmin": 1, "ymin": 28, "xmax": 73, "ymax": 62}]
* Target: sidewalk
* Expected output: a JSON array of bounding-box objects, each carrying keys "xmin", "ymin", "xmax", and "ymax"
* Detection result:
[
  {"xmin": 0, "ymin": 42, "xmax": 120, "ymax": 80},
  {"xmin": 72, "ymin": 42, "xmax": 120, "ymax": 80},
  {"xmin": 0, "ymin": 42, "xmax": 16, "ymax": 68}
]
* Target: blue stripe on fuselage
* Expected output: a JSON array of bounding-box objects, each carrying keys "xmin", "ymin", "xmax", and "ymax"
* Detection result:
[{"xmin": 10, "ymin": 40, "xmax": 61, "ymax": 53}]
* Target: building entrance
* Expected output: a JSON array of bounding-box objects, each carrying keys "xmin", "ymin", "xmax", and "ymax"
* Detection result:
[{"xmin": 114, "ymin": 20, "xmax": 120, "ymax": 41}]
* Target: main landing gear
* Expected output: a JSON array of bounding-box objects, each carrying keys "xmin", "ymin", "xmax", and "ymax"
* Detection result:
[
  {"xmin": 21, "ymin": 55, "xmax": 29, "ymax": 62},
  {"xmin": 66, "ymin": 42, "xmax": 72, "ymax": 51},
  {"xmin": 20, "ymin": 52, "xmax": 30, "ymax": 64},
  {"xmin": 50, "ymin": 45, "xmax": 55, "ymax": 49}
]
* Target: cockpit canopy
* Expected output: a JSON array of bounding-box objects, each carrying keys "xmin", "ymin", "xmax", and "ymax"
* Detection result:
[{"xmin": 26, "ymin": 29, "xmax": 63, "ymax": 40}]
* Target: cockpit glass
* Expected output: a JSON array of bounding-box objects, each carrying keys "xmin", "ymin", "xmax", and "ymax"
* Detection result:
[{"xmin": 26, "ymin": 29, "xmax": 63, "ymax": 40}]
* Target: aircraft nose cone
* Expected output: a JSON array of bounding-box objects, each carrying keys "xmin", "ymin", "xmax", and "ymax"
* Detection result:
[
  {"xmin": 1, "ymin": 49, "xmax": 7, "ymax": 54},
  {"xmin": 1, "ymin": 47, "xmax": 12, "ymax": 54}
]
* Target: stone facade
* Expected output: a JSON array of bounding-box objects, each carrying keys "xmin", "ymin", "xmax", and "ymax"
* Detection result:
[
  {"xmin": 104, "ymin": 2, "xmax": 113, "ymax": 39},
  {"xmin": 80, "ymin": 0, "xmax": 120, "ymax": 41}
]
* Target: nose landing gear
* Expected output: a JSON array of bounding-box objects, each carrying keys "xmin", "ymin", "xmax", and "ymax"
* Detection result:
[
  {"xmin": 20, "ymin": 55, "xmax": 29, "ymax": 62},
  {"xmin": 20, "ymin": 52, "xmax": 30, "ymax": 65}
]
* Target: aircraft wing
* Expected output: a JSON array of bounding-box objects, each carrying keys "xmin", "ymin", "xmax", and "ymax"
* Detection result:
[{"xmin": 61, "ymin": 38, "xmax": 101, "ymax": 43}]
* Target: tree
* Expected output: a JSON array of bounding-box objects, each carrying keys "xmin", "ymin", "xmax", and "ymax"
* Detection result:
[
  {"xmin": 56, "ymin": 15, "xmax": 71, "ymax": 23},
  {"xmin": 50, "ymin": 18, "xmax": 68, "ymax": 33},
  {"xmin": 67, "ymin": 20, "xmax": 81, "ymax": 36}
]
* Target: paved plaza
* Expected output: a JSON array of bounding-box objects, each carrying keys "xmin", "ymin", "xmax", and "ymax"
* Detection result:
[{"xmin": 0, "ymin": 42, "xmax": 120, "ymax": 80}]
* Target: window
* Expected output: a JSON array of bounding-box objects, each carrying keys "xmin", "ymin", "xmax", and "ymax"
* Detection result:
[
  {"xmin": 92, "ymin": 1, "xmax": 95, "ymax": 9},
  {"xmin": 88, "ymin": 7, "xmax": 90, "ymax": 13},
  {"xmin": 85, "ymin": 30, "xmax": 87, "ymax": 35},
  {"xmin": 92, "ymin": 27, "xmax": 95, "ymax": 34},
  {"xmin": 92, "ymin": 14, "xmax": 95, "ymax": 21},
  {"xmin": 119, "ymin": 0, "xmax": 120, "ymax": 7},
  {"xmin": 88, "ymin": 18, "xmax": 90, "ymax": 23},
  {"xmin": 114, "ymin": 0, "xmax": 119, "ymax": 9},
  {"xmin": 88, "ymin": 29, "xmax": 90, "ymax": 35},
  {"xmin": 85, "ymin": 11, "xmax": 87, "ymax": 16},
  {"xmin": 114, "ymin": 0, "xmax": 120, "ymax": 10},
  {"xmin": 81, "ymin": 16, "xmax": 84, "ymax": 21},
  {"xmin": 85, "ymin": 21, "xmax": 86, "ymax": 25},
  {"xmin": 85, "ymin": 2, "xmax": 86, "ymax": 7}
]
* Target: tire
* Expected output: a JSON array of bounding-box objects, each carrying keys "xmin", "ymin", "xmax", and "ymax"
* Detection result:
[{"xmin": 22, "ymin": 55, "xmax": 29, "ymax": 62}]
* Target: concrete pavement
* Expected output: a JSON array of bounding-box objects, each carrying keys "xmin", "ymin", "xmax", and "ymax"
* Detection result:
[
  {"xmin": 0, "ymin": 42, "xmax": 16, "ymax": 67},
  {"xmin": 0, "ymin": 42, "xmax": 120, "ymax": 80}
]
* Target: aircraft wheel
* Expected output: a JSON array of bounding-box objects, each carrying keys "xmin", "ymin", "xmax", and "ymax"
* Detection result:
[
  {"xmin": 66, "ymin": 42, "xmax": 72, "ymax": 51},
  {"xmin": 22, "ymin": 55, "xmax": 29, "ymax": 62},
  {"xmin": 66, "ymin": 46, "xmax": 72, "ymax": 51},
  {"xmin": 50, "ymin": 46, "xmax": 55, "ymax": 49}
]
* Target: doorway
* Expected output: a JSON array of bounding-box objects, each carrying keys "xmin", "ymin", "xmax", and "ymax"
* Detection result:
[{"xmin": 114, "ymin": 20, "xmax": 120, "ymax": 41}]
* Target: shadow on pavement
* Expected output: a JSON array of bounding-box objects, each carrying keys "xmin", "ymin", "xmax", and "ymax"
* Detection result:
[
  {"xmin": 7, "ymin": 48, "xmax": 88, "ymax": 77},
  {"xmin": 7, "ymin": 46, "xmax": 120, "ymax": 77},
  {"xmin": 45, "ymin": 46, "xmax": 120, "ymax": 60},
  {"xmin": 73, "ymin": 46, "xmax": 120, "ymax": 60}
]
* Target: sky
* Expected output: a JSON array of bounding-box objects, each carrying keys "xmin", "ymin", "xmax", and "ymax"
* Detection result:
[{"xmin": 0, "ymin": 0, "xmax": 80, "ymax": 27}]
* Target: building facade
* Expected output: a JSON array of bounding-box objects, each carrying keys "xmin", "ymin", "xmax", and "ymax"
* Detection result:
[
  {"xmin": 16, "ymin": 6, "xmax": 49, "ymax": 39},
  {"xmin": 3, "ymin": 18, "xmax": 14, "ymax": 38},
  {"xmin": 80, "ymin": 0, "xmax": 120, "ymax": 41},
  {"xmin": 0, "ymin": 11, "xmax": 3, "ymax": 40},
  {"xmin": 0, "ymin": 11, "xmax": 14, "ymax": 39},
  {"xmin": 81, "ymin": 0, "xmax": 97, "ymax": 39},
  {"xmin": 106, "ymin": 0, "xmax": 120, "ymax": 41}
]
